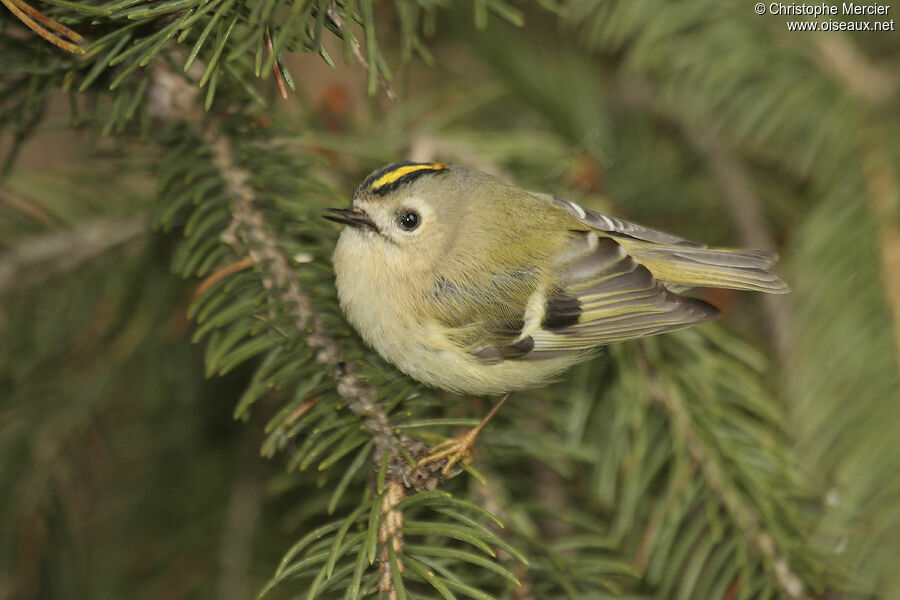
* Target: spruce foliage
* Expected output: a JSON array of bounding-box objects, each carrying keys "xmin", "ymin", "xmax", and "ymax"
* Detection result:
[{"xmin": 2, "ymin": 1, "xmax": 898, "ymax": 598}]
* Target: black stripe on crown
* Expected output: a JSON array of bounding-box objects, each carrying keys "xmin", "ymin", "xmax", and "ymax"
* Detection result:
[{"xmin": 355, "ymin": 161, "xmax": 448, "ymax": 198}]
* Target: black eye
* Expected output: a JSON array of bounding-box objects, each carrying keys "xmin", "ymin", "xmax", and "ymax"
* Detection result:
[{"xmin": 398, "ymin": 210, "xmax": 420, "ymax": 231}]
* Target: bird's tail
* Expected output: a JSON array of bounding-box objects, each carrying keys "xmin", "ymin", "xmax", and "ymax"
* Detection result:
[{"xmin": 622, "ymin": 243, "xmax": 790, "ymax": 294}]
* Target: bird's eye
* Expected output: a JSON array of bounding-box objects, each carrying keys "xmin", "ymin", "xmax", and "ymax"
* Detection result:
[{"xmin": 397, "ymin": 210, "xmax": 420, "ymax": 231}]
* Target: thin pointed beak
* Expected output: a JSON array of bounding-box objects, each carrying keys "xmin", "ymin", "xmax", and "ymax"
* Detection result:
[{"xmin": 323, "ymin": 207, "xmax": 377, "ymax": 231}]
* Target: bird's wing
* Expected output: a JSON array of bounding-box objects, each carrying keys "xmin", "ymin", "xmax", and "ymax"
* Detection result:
[
  {"xmin": 469, "ymin": 232, "xmax": 722, "ymax": 362},
  {"xmin": 467, "ymin": 197, "xmax": 786, "ymax": 363},
  {"xmin": 553, "ymin": 197, "xmax": 789, "ymax": 293}
]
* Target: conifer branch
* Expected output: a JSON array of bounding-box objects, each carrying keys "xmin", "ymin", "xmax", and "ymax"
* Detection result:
[
  {"xmin": 641, "ymin": 356, "xmax": 806, "ymax": 600},
  {"xmin": 148, "ymin": 65, "xmax": 409, "ymax": 456},
  {"xmin": 152, "ymin": 62, "xmax": 457, "ymax": 535},
  {"xmin": 204, "ymin": 121, "xmax": 402, "ymax": 454},
  {"xmin": 196, "ymin": 108, "xmax": 459, "ymax": 592}
]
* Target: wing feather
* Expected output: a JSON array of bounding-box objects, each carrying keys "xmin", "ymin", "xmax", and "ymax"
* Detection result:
[
  {"xmin": 553, "ymin": 196, "xmax": 705, "ymax": 247},
  {"xmin": 528, "ymin": 237, "xmax": 721, "ymax": 354},
  {"xmin": 554, "ymin": 196, "xmax": 789, "ymax": 294},
  {"xmin": 473, "ymin": 233, "xmax": 721, "ymax": 361},
  {"xmin": 464, "ymin": 196, "xmax": 786, "ymax": 364}
]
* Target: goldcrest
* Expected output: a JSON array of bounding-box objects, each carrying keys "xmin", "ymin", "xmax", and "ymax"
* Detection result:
[{"xmin": 326, "ymin": 162, "xmax": 788, "ymax": 396}]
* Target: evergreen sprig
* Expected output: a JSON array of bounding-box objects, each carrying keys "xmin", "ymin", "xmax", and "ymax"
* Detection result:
[{"xmin": 4, "ymin": 1, "xmax": 899, "ymax": 598}]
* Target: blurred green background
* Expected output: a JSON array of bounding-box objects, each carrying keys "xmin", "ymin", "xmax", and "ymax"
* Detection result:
[{"xmin": 1, "ymin": 1, "xmax": 899, "ymax": 598}]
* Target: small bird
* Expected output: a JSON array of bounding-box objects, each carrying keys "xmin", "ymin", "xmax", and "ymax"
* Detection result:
[{"xmin": 326, "ymin": 161, "xmax": 788, "ymax": 473}]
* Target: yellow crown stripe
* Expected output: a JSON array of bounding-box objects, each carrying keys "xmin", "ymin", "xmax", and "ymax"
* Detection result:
[{"xmin": 371, "ymin": 163, "xmax": 446, "ymax": 190}]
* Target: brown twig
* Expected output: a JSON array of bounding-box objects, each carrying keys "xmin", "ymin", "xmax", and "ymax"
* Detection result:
[
  {"xmin": 10, "ymin": 0, "xmax": 81, "ymax": 41},
  {"xmin": 1, "ymin": 0, "xmax": 85, "ymax": 54},
  {"xmin": 377, "ymin": 481, "xmax": 405, "ymax": 600},
  {"xmin": 193, "ymin": 256, "xmax": 255, "ymax": 299},
  {"xmin": 264, "ymin": 28, "xmax": 289, "ymax": 100}
]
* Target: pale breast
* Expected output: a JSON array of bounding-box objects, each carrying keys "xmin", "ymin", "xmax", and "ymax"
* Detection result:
[{"xmin": 333, "ymin": 228, "xmax": 582, "ymax": 395}]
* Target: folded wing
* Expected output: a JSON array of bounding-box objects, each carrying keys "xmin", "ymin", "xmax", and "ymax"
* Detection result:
[
  {"xmin": 470, "ymin": 197, "xmax": 787, "ymax": 362},
  {"xmin": 554, "ymin": 196, "xmax": 789, "ymax": 294},
  {"xmin": 520, "ymin": 233, "xmax": 722, "ymax": 357}
]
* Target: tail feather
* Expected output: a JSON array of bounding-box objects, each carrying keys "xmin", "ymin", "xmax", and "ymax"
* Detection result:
[{"xmin": 623, "ymin": 244, "xmax": 790, "ymax": 294}]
